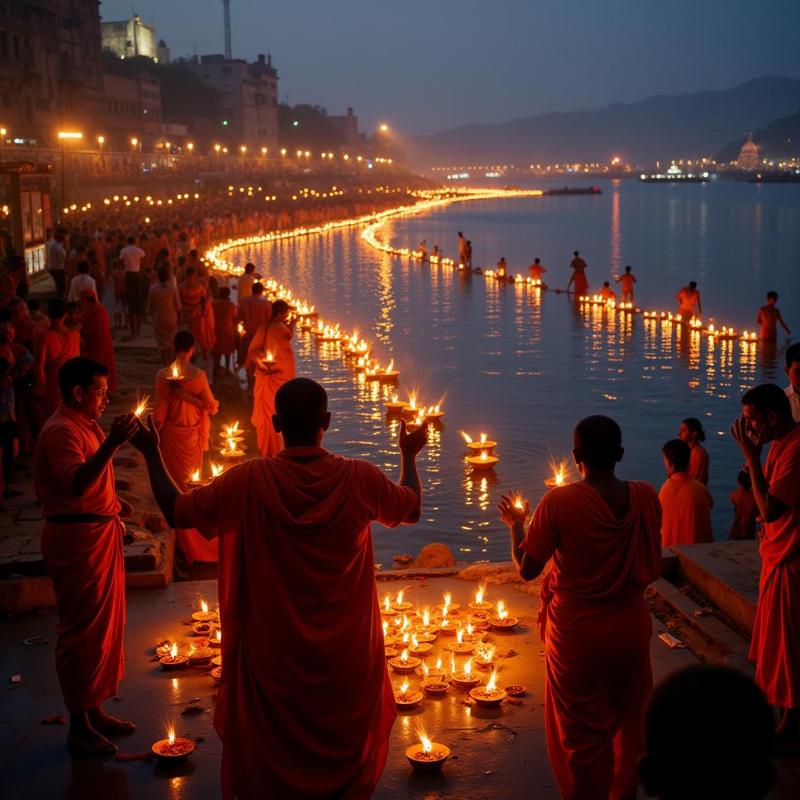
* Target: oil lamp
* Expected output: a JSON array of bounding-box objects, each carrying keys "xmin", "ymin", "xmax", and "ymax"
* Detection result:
[
  {"xmin": 405, "ymin": 725, "xmax": 450, "ymax": 771},
  {"xmin": 469, "ymin": 669, "xmax": 508, "ymax": 708},
  {"xmin": 152, "ymin": 724, "xmax": 195, "ymax": 761}
]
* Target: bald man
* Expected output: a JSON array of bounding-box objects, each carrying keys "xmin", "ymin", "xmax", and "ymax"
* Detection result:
[
  {"xmin": 132, "ymin": 377, "xmax": 428, "ymax": 799},
  {"xmin": 500, "ymin": 415, "xmax": 662, "ymax": 799}
]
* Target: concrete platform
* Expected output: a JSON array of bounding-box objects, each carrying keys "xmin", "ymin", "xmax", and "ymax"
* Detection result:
[
  {"xmin": 671, "ymin": 541, "xmax": 760, "ymax": 634},
  {"xmin": 0, "ymin": 576, "xmax": 702, "ymax": 800}
]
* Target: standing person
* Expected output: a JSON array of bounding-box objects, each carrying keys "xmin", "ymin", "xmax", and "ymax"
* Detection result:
[
  {"xmin": 131, "ymin": 376, "xmax": 427, "ymax": 799},
  {"xmin": 458, "ymin": 231, "xmax": 466, "ymax": 266},
  {"xmin": 464, "ymin": 239, "xmax": 473, "ymax": 269},
  {"xmin": 212, "ymin": 287, "xmax": 237, "ymax": 372},
  {"xmin": 120, "ymin": 236, "xmax": 146, "ymax": 337},
  {"xmin": 567, "ymin": 250, "xmax": 589, "ymax": 297},
  {"xmin": 528, "ymin": 257, "xmax": 546, "ymax": 282},
  {"xmin": 78, "ymin": 290, "xmax": 117, "ymax": 391},
  {"xmin": 731, "ymin": 383, "xmax": 800, "ymax": 747},
  {"xmin": 179, "ymin": 267, "xmax": 215, "ymax": 361},
  {"xmin": 675, "ymin": 281, "xmax": 702, "ymax": 321},
  {"xmin": 757, "ymin": 292, "xmax": 791, "ymax": 342},
  {"xmin": 499, "ymin": 415, "xmax": 662, "ymax": 800},
  {"xmin": 237, "ymin": 262, "xmax": 256, "ymax": 301},
  {"xmin": 730, "ymin": 470, "xmax": 758, "ymax": 540},
  {"xmin": 236, "ymin": 282, "xmax": 271, "ymax": 369},
  {"xmin": 34, "ymin": 357, "xmax": 139, "ymax": 755},
  {"xmin": 46, "ymin": 229, "xmax": 68, "ymax": 299},
  {"xmin": 658, "ymin": 439, "xmax": 713, "ymax": 547},
  {"xmin": 247, "ymin": 300, "xmax": 295, "ymax": 457},
  {"xmin": 496, "ymin": 257, "xmax": 508, "ymax": 278},
  {"xmin": 615, "ymin": 265, "xmax": 637, "ymax": 303},
  {"xmin": 419, "ymin": 240, "xmax": 428, "ymax": 262},
  {"xmin": 111, "ymin": 259, "xmax": 127, "ymax": 330},
  {"xmin": 153, "ymin": 331, "xmax": 218, "ymax": 566},
  {"xmin": 785, "ymin": 343, "xmax": 800, "ymax": 423},
  {"xmin": 34, "ymin": 298, "xmax": 81, "ymax": 422},
  {"xmin": 679, "ymin": 417, "xmax": 709, "ymax": 485},
  {"xmin": 67, "ymin": 260, "xmax": 96, "ymax": 303},
  {"xmin": 146, "ymin": 267, "xmax": 181, "ymax": 366}
]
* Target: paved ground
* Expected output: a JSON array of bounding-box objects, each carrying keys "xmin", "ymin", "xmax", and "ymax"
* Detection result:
[{"xmin": 0, "ymin": 575, "xmax": 704, "ymax": 800}]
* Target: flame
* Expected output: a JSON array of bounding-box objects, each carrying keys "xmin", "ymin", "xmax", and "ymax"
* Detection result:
[
  {"xmin": 382, "ymin": 620, "xmax": 388, "ymax": 638},
  {"xmin": 400, "ymin": 679, "xmax": 410, "ymax": 695},
  {"xmin": 265, "ymin": 350, "xmax": 274, "ymax": 362},
  {"xmin": 411, "ymin": 633, "xmax": 420, "ymax": 649},
  {"xmin": 475, "ymin": 585, "xmax": 485, "ymax": 605},
  {"xmin": 421, "ymin": 660, "xmax": 430, "ymax": 677},
  {"xmin": 464, "ymin": 658, "xmax": 473, "ymax": 677},
  {"xmin": 169, "ymin": 643, "xmax": 178, "ymax": 659},
  {"xmin": 497, "ymin": 600, "xmax": 508, "ymax": 621},
  {"xmin": 480, "ymin": 433, "xmax": 487, "ymax": 445},
  {"xmin": 401, "ymin": 615, "xmax": 410, "ymax": 632},
  {"xmin": 422, "ymin": 607, "xmax": 431, "ymax": 627},
  {"xmin": 417, "ymin": 724, "xmax": 433, "ymax": 754},
  {"xmin": 200, "ymin": 600, "xmax": 209, "ymax": 614},
  {"xmin": 383, "ymin": 594, "xmax": 391, "ymax": 612},
  {"xmin": 216, "ymin": 629, "xmax": 221, "ymax": 643},
  {"xmin": 460, "ymin": 430, "xmax": 473, "ymax": 444},
  {"xmin": 486, "ymin": 669, "xmax": 498, "ymax": 692},
  {"xmin": 400, "ymin": 649, "xmax": 409, "ymax": 664},
  {"xmin": 435, "ymin": 656, "xmax": 442, "ymax": 671},
  {"xmin": 449, "ymin": 652, "xmax": 457, "ymax": 674},
  {"xmin": 481, "ymin": 644, "xmax": 495, "ymax": 663},
  {"xmin": 443, "ymin": 592, "xmax": 451, "ymax": 611},
  {"xmin": 513, "ymin": 495, "xmax": 525, "ymax": 510},
  {"xmin": 402, "ymin": 631, "xmax": 410, "ymax": 645},
  {"xmin": 210, "ymin": 463, "xmax": 223, "ymax": 477},
  {"xmin": 467, "ymin": 622, "xmax": 474, "ymax": 635},
  {"xmin": 408, "ymin": 392, "xmax": 417, "ymax": 411},
  {"xmin": 169, "ymin": 361, "xmax": 183, "ymax": 380},
  {"xmin": 391, "ymin": 393, "xmax": 399, "ymax": 403},
  {"xmin": 237, "ymin": 322, "xmax": 245, "ymax": 336},
  {"xmin": 224, "ymin": 420, "xmax": 240, "ymax": 437},
  {"xmin": 456, "ymin": 627, "xmax": 464, "ymax": 644},
  {"xmin": 396, "ymin": 590, "xmax": 404, "ymax": 605},
  {"xmin": 167, "ymin": 725, "xmax": 176, "ymax": 745},
  {"xmin": 190, "ymin": 469, "xmax": 200, "ymax": 483},
  {"xmin": 225, "ymin": 436, "xmax": 238, "ymax": 453},
  {"xmin": 385, "ymin": 359, "xmax": 394, "ymax": 373},
  {"xmin": 133, "ymin": 393, "xmax": 151, "ymax": 418},
  {"xmin": 480, "ymin": 450, "xmax": 488, "ymax": 462}
]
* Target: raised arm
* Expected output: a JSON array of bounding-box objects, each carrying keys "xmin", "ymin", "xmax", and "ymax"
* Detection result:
[
  {"xmin": 397, "ymin": 420, "xmax": 427, "ymax": 523},
  {"xmin": 130, "ymin": 416, "xmax": 181, "ymax": 527},
  {"xmin": 498, "ymin": 494, "xmax": 548, "ymax": 581}
]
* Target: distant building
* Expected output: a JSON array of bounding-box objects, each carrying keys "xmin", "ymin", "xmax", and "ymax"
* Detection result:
[
  {"xmin": 737, "ymin": 133, "xmax": 760, "ymax": 169},
  {"xmin": 189, "ymin": 54, "xmax": 278, "ymax": 152},
  {"xmin": 0, "ymin": 0, "xmax": 105, "ymax": 147},
  {"xmin": 329, "ymin": 107, "xmax": 360, "ymax": 148},
  {"xmin": 102, "ymin": 71, "xmax": 162, "ymax": 149},
  {"xmin": 101, "ymin": 14, "xmax": 167, "ymax": 62}
]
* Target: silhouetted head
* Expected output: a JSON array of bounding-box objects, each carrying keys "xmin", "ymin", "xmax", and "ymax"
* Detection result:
[
  {"xmin": 173, "ymin": 330, "xmax": 195, "ymax": 354},
  {"xmin": 737, "ymin": 469, "xmax": 752, "ymax": 491},
  {"xmin": 127, "ymin": 236, "xmax": 135, "ymax": 245},
  {"xmin": 662, "ymin": 438, "xmax": 690, "ymax": 476},
  {"xmin": 603, "ymin": 281, "xmax": 610, "ymax": 288},
  {"xmin": 77, "ymin": 260, "xmax": 90, "ymax": 275},
  {"xmin": 741, "ymin": 383, "xmax": 794, "ymax": 445},
  {"xmin": 534, "ymin": 258, "xmax": 540, "ymax": 264},
  {"xmin": 640, "ymin": 665, "xmax": 774, "ymax": 800},
  {"xmin": 218, "ymin": 286, "xmax": 231, "ymax": 300},
  {"xmin": 625, "ymin": 265, "xmax": 632, "ymax": 273},
  {"xmin": 688, "ymin": 281, "xmax": 697, "ymax": 290},
  {"xmin": 572, "ymin": 415, "xmax": 623, "ymax": 474},
  {"xmin": 273, "ymin": 377, "xmax": 331, "ymax": 447},
  {"xmin": 252, "ymin": 282, "xmax": 264, "ymax": 296},
  {"xmin": 157, "ymin": 267, "xmax": 169, "ymax": 283},
  {"xmin": 244, "ymin": 262, "xmax": 255, "ymax": 274},
  {"xmin": 48, "ymin": 297, "xmax": 66, "ymax": 321},
  {"xmin": 679, "ymin": 417, "xmax": 705, "ymax": 444},
  {"xmin": 271, "ymin": 299, "xmax": 289, "ymax": 321},
  {"xmin": 573, "ymin": 250, "xmax": 579, "ymax": 257},
  {"xmin": 766, "ymin": 291, "xmax": 778, "ymax": 303}
]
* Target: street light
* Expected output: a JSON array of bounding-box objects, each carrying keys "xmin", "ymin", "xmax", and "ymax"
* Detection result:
[
  {"xmin": 261, "ymin": 146, "xmax": 267, "ymax": 156},
  {"xmin": 240, "ymin": 145, "xmax": 247, "ymax": 155},
  {"xmin": 379, "ymin": 123, "xmax": 389, "ymax": 133},
  {"xmin": 57, "ymin": 130, "xmax": 83, "ymax": 213}
]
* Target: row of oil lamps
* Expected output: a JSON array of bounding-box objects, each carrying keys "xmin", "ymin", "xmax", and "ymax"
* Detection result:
[{"xmin": 151, "ymin": 586, "xmax": 524, "ymax": 771}]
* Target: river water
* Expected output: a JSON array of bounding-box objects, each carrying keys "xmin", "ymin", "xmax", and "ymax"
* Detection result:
[{"xmin": 232, "ymin": 177, "xmax": 800, "ymax": 564}]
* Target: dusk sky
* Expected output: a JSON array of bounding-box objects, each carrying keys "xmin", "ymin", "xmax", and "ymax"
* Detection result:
[{"xmin": 102, "ymin": 0, "xmax": 800, "ymax": 135}]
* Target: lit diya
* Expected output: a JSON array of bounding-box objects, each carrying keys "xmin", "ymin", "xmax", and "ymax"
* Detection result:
[
  {"xmin": 385, "ymin": 646, "xmax": 398, "ymax": 659},
  {"xmin": 394, "ymin": 679, "xmax": 423, "ymax": 709},
  {"xmin": 469, "ymin": 669, "xmax": 508, "ymax": 708},
  {"xmin": 466, "ymin": 450, "xmax": 499, "ymax": 470},
  {"xmin": 384, "ymin": 393, "xmax": 409, "ymax": 413},
  {"xmin": 260, "ymin": 349, "xmax": 276, "ymax": 369},
  {"xmin": 488, "ymin": 600, "xmax": 519, "ymax": 631},
  {"xmin": 461, "ymin": 622, "xmax": 485, "ymax": 644},
  {"xmin": 422, "ymin": 676, "xmax": 449, "ymax": 695},
  {"xmin": 447, "ymin": 627, "xmax": 476, "ymax": 654},
  {"xmin": 191, "ymin": 600, "xmax": 217, "ymax": 623},
  {"xmin": 187, "ymin": 469, "xmax": 205, "ymax": 489},
  {"xmin": 545, "ymin": 461, "xmax": 569, "ymax": 488},
  {"xmin": 132, "ymin": 392, "xmax": 151, "ymax": 420},
  {"xmin": 438, "ymin": 613, "xmax": 456, "ymax": 636},
  {"xmin": 393, "ymin": 590, "xmax": 412, "ymax": 613},
  {"xmin": 191, "ymin": 621, "xmax": 214, "ymax": 636},
  {"xmin": 380, "ymin": 594, "xmax": 395, "ymax": 616},
  {"xmin": 469, "ymin": 583, "xmax": 494, "ymax": 613},
  {"xmin": 461, "ymin": 431, "xmax": 498, "ymax": 454},
  {"xmin": 449, "ymin": 656, "xmax": 481, "ymax": 690},
  {"xmin": 160, "ymin": 643, "xmax": 188, "ymax": 671},
  {"xmin": 405, "ymin": 725, "xmax": 450, "ymax": 772},
  {"xmin": 210, "ymin": 666, "xmax": 222, "ymax": 684},
  {"xmin": 155, "ymin": 640, "xmax": 173, "ymax": 659},
  {"xmin": 416, "ymin": 656, "xmax": 446, "ymax": 680},
  {"xmin": 152, "ymin": 725, "xmax": 196, "ymax": 762},
  {"xmin": 220, "ymin": 435, "xmax": 246, "ymax": 459},
  {"xmin": 209, "ymin": 463, "xmax": 224, "ymax": 478},
  {"xmin": 409, "ymin": 634, "xmax": 433, "ymax": 658},
  {"xmin": 439, "ymin": 592, "xmax": 461, "ymax": 614},
  {"xmin": 475, "ymin": 644, "xmax": 496, "ymax": 671},
  {"xmin": 366, "ymin": 359, "xmax": 399, "ymax": 382},
  {"xmin": 400, "ymin": 393, "xmax": 420, "ymax": 418},
  {"xmin": 423, "ymin": 403, "xmax": 445, "ymax": 421},
  {"xmin": 187, "ymin": 645, "xmax": 214, "ymax": 667},
  {"xmin": 165, "ymin": 360, "xmax": 185, "ymax": 382},
  {"xmin": 209, "ymin": 629, "xmax": 222, "ymax": 649},
  {"xmin": 389, "ymin": 648, "xmax": 421, "ymax": 674}
]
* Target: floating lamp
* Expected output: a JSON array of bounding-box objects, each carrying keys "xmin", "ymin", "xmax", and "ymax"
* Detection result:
[{"xmin": 466, "ymin": 450, "xmax": 499, "ymax": 470}]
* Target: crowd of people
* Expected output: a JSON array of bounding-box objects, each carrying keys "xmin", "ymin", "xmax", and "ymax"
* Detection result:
[{"xmin": 3, "ymin": 206, "xmax": 798, "ymax": 798}]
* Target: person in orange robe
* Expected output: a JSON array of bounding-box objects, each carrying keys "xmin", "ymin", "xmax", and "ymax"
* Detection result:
[
  {"xmin": 732, "ymin": 383, "xmax": 800, "ymax": 748},
  {"xmin": 568, "ymin": 250, "xmax": 589, "ymax": 297},
  {"xmin": 34, "ymin": 356, "xmax": 139, "ymax": 755},
  {"xmin": 730, "ymin": 470, "xmax": 758, "ymax": 540},
  {"xmin": 247, "ymin": 299, "xmax": 296, "ymax": 457},
  {"xmin": 33, "ymin": 298, "xmax": 80, "ymax": 422},
  {"xmin": 179, "ymin": 267, "xmax": 216, "ymax": 361},
  {"xmin": 131, "ymin": 376, "xmax": 427, "ymax": 799},
  {"xmin": 499, "ymin": 415, "xmax": 662, "ymax": 800},
  {"xmin": 78, "ymin": 290, "xmax": 118, "ymax": 391},
  {"xmin": 658, "ymin": 438, "xmax": 713, "ymax": 548},
  {"xmin": 153, "ymin": 330, "xmax": 219, "ymax": 565},
  {"xmin": 212, "ymin": 286, "xmax": 238, "ymax": 372},
  {"xmin": 675, "ymin": 281, "xmax": 702, "ymax": 321},
  {"xmin": 679, "ymin": 417, "xmax": 709, "ymax": 485},
  {"xmin": 615, "ymin": 265, "xmax": 637, "ymax": 303}
]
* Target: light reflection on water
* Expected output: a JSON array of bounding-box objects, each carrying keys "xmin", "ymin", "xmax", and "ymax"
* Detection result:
[{"xmin": 233, "ymin": 179, "xmax": 800, "ymax": 563}]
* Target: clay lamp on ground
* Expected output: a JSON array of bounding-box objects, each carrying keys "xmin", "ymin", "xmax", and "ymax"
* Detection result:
[
  {"xmin": 469, "ymin": 583, "xmax": 494, "ymax": 614},
  {"xmin": 406, "ymin": 725, "xmax": 450, "ymax": 772},
  {"xmin": 210, "ymin": 666, "xmax": 222, "ymax": 684},
  {"xmin": 380, "ymin": 594, "xmax": 396, "ymax": 617},
  {"xmin": 469, "ymin": 669, "xmax": 508, "ymax": 708},
  {"xmin": 393, "ymin": 590, "xmax": 412, "ymax": 613},
  {"xmin": 409, "ymin": 633, "xmax": 433, "ymax": 658},
  {"xmin": 152, "ymin": 725, "xmax": 195, "ymax": 762},
  {"xmin": 394, "ymin": 678, "xmax": 423, "ymax": 709},
  {"xmin": 488, "ymin": 600, "xmax": 519, "ymax": 631},
  {"xmin": 192, "ymin": 600, "xmax": 217, "ymax": 624},
  {"xmin": 155, "ymin": 641, "xmax": 173, "ymax": 659},
  {"xmin": 461, "ymin": 622, "xmax": 485, "ymax": 645},
  {"xmin": 209, "ymin": 629, "xmax": 222, "ymax": 649},
  {"xmin": 160, "ymin": 643, "xmax": 188, "ymax": 671},
  {"xmin": 187, "ymin": 644, "xmax": 214, "ymax": 667},
  {"xmin": 450, "ymin": 656, "xmax": 481, "ymax": 690},
  {"xmin": 421, "ymin": 671, "xmax": 450, "ymax": 696},
  {"xmin": 438, "ymin": 592, "xmax": 460, "ymax": 615},
  {"xmin": 191, "ymin": 621, "xmax": 214, "ymax": 637},
  {"xmin": 437, "ymin": 611, "xmax": 456, "ymax": 637},
  {"xmin": 389, "ymin": 648, "xmax": 421, "ymax": 674},
  {"xmin": 416, "ymin": 657, "xmax": 446, "ymax": 680},
  {"xmin": 447, "ymin": 627, "xmax": 475, "ymax": 655},
  {"xmin": 475, "ymin": 644, "xmax": 496, "ymax": 671}
]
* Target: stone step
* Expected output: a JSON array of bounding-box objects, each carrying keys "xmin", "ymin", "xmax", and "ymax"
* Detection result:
[
  {"xmin": 670, "ymin": 541, "xmax": 759, "ymax": 634},
  {"xmin": 646, "ymin": 578, "xmax": 752, "ymax": 673}
]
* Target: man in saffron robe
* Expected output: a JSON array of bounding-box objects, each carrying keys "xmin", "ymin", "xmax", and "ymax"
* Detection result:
[
  {"xmin": 78, "ymin": 290, "xmax": 117, "ymax": 391},
  {"xmin": 247, "ymin": 299, "xmax": 295, "ymax": 456},
  {"xmin": 675, "ymin": 280, "xmax": 702, "ymax": 321},
  {"xmin": 34, "ymin": 298, "xmax": 80, "ymax": 422},
  {"xmin": 732, "ymin": 383, "xmax": 800, "ymax": 748},
  {"xmin": 499, "ymin": 415, "xmax": 661, "ymax": 799},
  {"xmin": 568, "ymin": 250, "xmax": 589, "ymax": 297},
  {"xmin": 34, "ymin": 357, "xmax": 139, "ymax": 755},
  {"xmin": 153, "ymin": 331, "xmax": 219, "ymax": 565},
  {"xmin": 658, "ymin": 439, "xmax": 713, "ymax": 547},
  {"xmin": 132, "ymin": 377, "xmax": 427, "ymax": 799},
  {"xmin": 615, "ymin": 265, "xmax": 637, "ymax": 303}
]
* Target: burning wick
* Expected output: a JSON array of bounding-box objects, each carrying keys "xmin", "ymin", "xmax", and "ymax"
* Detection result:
[
  {"xmin": 210, "ymin": 463, "xmax": 223, "ymax": 477},
  {"xmin": 168, "ymin": 361, "xmax": 183, "ymax": 380},
  {"xmin": 133, "ymin": 393, "xmax": 151, "ymax": 419}
]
